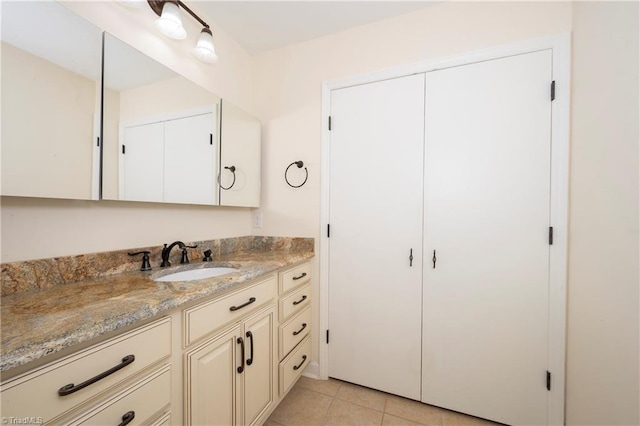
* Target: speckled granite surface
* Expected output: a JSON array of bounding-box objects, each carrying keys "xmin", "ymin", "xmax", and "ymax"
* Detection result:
[
  {"xmin": 1, "ymin": 236, "xmax": 313, "ymax": 296},
  {"xmin": 0, "ymin": 237, "xmax": 314, "ymax": 373}
]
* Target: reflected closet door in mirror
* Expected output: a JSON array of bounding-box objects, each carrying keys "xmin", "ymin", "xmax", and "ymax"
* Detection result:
[
  {"xmin": 102, "ymin": 33, "xmax": 221, "ymax": 205},
  {"xmin": 0, "ymin": 1, "xmax": 102, "ymax": 200}
]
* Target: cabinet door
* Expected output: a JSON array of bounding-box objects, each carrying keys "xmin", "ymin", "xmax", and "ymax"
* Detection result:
[
  {"xmin": 328, "ymin": 74, "xmax": 425, "ymax": 399},
  {"xmin": 121, "ymin": 122, "xmax": 164, "ymax": 202},
  {"xmin": 164, "ymin": 112, "xmax": 217, "ymax": 205},
  {"xmin": 242, "ymin": 306, "xmax": 276, "ymax": 426},
  {"xmin": 186, "ymin": 326, "xmax": 240, "ymax": 426},
  {"xmin": 219, "ymin": 100, "xmax": 261, "ymax": 207}
]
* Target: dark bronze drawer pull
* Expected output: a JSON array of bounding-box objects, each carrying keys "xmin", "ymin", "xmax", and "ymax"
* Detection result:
[
  {"xmin": 58, "ymin": 355, "xmax": 135, "ymax": 396},
  {"xmin": 237, "ymin": 337, "xmax": 245, "ymax": 373},
  {"xmin": 118, "ymin": 411, "xmax": 135, "ymax": 426},
  {"xmin": 246, "ymin": 331, "xmax": 254, "ymax": 366},
  {"xmin": 292, "ymin": 295, "xmax": 307, "ymax": 306},
  {"xmin": 230, "ymin": 297, "xmax": 256, "ymax": 312},
  {"xmin": 293, "ymin": 355, "xmax": 307, "ymax": 371},
  {"xmin": 292, "ymin": 272, "xmax": 307, "ymax": 281},
  {"xmin": 292, "ymin": 323, "xmax": 307, "ymax": 336}
]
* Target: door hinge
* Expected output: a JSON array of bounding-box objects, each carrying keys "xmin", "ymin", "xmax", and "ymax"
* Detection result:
[
  {"xmin": 546, "ymin": 371, "xmax": 551, "ymax": 391},
  {"xmin": 328, "ymin": 116, "xmax": 332, "ymax": 131},
  {"xmin": 326, "ymin": 329, "xmax": 330, "ymax": 344},
  {"xmin": 327, "ymin": 224, "xmax": 330, "ymax": 238},
  {"xmin": 122, "ymin": 145, "xmax": 126, "ymax": 154},
  {"xmin": 210, "ymin": 133, "xmax": 213, "ymax": 145},
  {"xmin": 96, "ymin": 137, "xmax": 100, "ymax": 147},
  {"xmin": 549, "ymin": 227, "xmax": 554, "ymax": 245},
  {"xmin": 551, "ymin": 81, "xmax": 556, "ymax": 101}
]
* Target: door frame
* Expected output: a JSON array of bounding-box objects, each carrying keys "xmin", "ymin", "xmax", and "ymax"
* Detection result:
[{"xmin": 319, "ymin": 33, "xmax": 570, "ymax": 425}]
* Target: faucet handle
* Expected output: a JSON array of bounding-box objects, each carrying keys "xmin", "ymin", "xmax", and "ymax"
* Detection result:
[
  {"xmin": 181, "ymin": 248, "xmax": 191, "ymax": 264},
  {"xmin": 128, "ymin": 251, "xmax": 152, "ymax": 271},
  {"xmin": 203, "ymin": 249, "xmax": 213, "ymax": 262}
]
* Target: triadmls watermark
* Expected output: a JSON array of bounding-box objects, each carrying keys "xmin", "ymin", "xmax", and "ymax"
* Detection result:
[{"xmin": 1, "ymin": 417, "xmax": 44, "ymax": 425}]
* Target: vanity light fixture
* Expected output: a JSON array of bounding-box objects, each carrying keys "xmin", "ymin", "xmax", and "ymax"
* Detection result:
[{"xmin": 148, "ymin": 0, "xmax": 218, "ymax": 63}]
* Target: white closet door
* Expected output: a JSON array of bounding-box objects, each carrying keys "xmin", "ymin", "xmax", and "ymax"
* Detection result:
[
  {"xmin": 164, "ymin": 112, "xmax": 216, "ymax": 205},
  {"xmin": 121, "ymin": 122, "xmax": 164, "ymax": 202},
  {"xmin": 329, "ymin": 74, "xmax": 425, "ymax": 399},
  {"xmin": 422, "ymin": 50, "xmax": 553, "ymax": 425}
]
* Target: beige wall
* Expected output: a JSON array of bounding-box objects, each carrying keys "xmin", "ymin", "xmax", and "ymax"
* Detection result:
[
  {"xmin": 567, "ymin": 2, "xmax": 639, "ymax": 425},
  {"xmin": 102, "ymin": 87, "xmax": 121, "ymax": 199},
  {"xmin": 1, "ymin": 42, "xmax": 96, "ymax": 200},
  {"xmin": 118, "ymin": 76, "xmax": 220, "ymax": 123},
  {"xmin": 0, "ymin": 1, "xmax": 255, "ymax": 262}
]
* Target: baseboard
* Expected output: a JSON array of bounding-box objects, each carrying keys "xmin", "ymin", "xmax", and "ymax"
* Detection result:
[{"xmin": 302, "ymin": 361, "xmax": 320, "ymax": 379}]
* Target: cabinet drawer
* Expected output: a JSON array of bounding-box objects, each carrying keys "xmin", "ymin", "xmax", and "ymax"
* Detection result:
[
  {"xmin": 69, "ymin": 366, "xmax": 171, "ymax": 425},
  {"xmin": 279, "ymin": 335, "xmax": 311, "ymax": 396},
  {"xmin": 279, "ymin": 263, "xmax": 311, "ymax": 295},
  {"xmin": 1, "ymin": 317, "xmax": 171, "ymax": 423},
  {"xmin": 184, "ymin": 275, "xmax": 276, "ymax": 346},
  {"xmin": 279, "ymin": 306, "xmax": 311, "ymax": 359},
  {"xmin": 279, "ymin": 283, "xmax": 311, "ymax": 322}
]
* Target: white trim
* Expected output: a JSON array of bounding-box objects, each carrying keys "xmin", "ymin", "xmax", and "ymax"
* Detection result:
[
  {"xmin": 319, "ymin": 33, "xmax": 570, "ymax": 426},
  {"xmin": 319, "ymin": 82, "xmax": 331, "ymax": 381},
  {"xmin": 119, "ymin": 105, "xmax": 217, "ymax": 130},
  {"xmin": 302, "ymin": 361, "xmax": 320, "ymax": 380},
  {"xmin": 547, "ymin": 34, "xmax": 571, "ymax": 426}
]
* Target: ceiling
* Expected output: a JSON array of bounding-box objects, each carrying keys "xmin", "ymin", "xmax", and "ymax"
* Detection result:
[{"xmin": 194, "ymin": 1, "xmax": 437, "ymax": 55}]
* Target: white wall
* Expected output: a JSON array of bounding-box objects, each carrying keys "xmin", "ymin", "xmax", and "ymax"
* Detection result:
[
  {"xmin": 252, "ymin": 1, "xmax": 639, "ymax": 423},
  {"xmin": 567, "ymin": 2, "xmax": 639, "ymax": 425},
  {"xmin": 0, "ymin": 1, "xmax": 255, "ymax": 262}
]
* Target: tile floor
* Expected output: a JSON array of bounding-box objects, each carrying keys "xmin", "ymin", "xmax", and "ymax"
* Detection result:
[{"xmin": 266, "ymin": 377, "xmax": 503, "ymax": 426}]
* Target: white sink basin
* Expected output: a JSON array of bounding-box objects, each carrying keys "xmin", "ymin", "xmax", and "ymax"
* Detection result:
[{"xmin": 155, "ymin": 267, "xmax": 238, "ymax": 282}]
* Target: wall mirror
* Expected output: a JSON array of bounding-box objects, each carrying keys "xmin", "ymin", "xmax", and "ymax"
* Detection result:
[
  {"xmin": 102, "ymin": 33, "xmax": 261, "ymax": 207},
  {"xmin": 0, "ymin": 1, "xmax": 102, "ymax": 200},
  {"xmin": 102, "ymin": 33, "xmax": 222, "ymax": 205},
  {"xmin": 219, "ymin": 100, "xmax": 261, "ymax": 207}
]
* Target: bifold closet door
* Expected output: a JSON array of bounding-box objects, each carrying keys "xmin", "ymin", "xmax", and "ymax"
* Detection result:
[
  {"xmin": 121, "ymin": 122, "xmax": 164, "ymax": 202},
  {"xmin": 164, "ymin": 113, "xmax": 216, "ymax": 205},
  {"xmin": 422, "ymin": 50, "xmax": 553, "ymax": 425},
  {"xmin": 328, "ymin": 74, "xmax": 424, "ymax": 400}
]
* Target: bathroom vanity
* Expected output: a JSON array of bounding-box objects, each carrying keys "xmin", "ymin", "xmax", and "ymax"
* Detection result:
[{"xmin": 0, "ymin": 237, "xmax": 313, "ymax": 425}]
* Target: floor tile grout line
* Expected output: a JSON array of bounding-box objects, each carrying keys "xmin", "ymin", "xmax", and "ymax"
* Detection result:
[{"xmin": 321, "ymin": 397, "xmax": 336, "ymax": 426}]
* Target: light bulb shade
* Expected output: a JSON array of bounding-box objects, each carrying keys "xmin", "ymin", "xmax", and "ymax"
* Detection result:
[
  {"xmin": 193, "ymin": 27, "xmax": 218, "ymax": 63},
  {"xmin": 155, "ymin": 1, "xmax": 186, "ymax": 40}
]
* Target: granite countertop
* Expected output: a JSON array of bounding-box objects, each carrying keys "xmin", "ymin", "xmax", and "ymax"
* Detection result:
[{"xmin": 0, "ymin": 250, "xmax": 314, "ymax": 373}]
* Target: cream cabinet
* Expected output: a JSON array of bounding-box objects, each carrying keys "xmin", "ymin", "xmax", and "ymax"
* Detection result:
[
  {"xmin": 276, "ymin": 262, "xmax": 312, "ymax": 396},
  {"xmin": 1, "ymin": 262, "xmax": 313, "ymax": 425},
  {"xmin": 0, "ymin": 317, "xmax": 172, "ymax": 425},
  {"xmin": 184, "ymin": 275, "xmax": 277, "ymax": 426}
]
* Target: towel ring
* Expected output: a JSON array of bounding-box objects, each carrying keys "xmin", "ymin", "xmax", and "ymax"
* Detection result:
[
  {"xmin": 285, "ymin": 161, "xmax": 308, "ymax": 188},
  {"xmin": 218, "ymin": 165, "xmax": 236, "ymax": 190}
]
